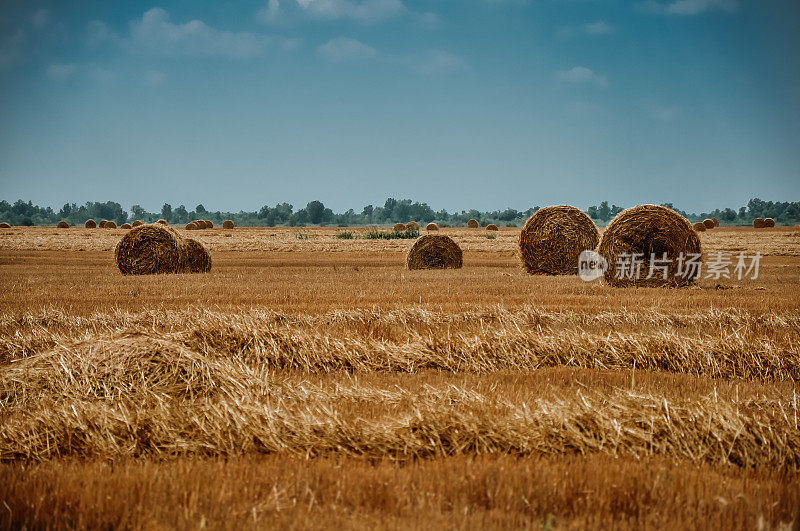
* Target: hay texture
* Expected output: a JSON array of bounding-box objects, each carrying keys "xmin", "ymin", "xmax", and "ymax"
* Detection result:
[
  {"xmin": 518, "ymin": 205, "xmax": 599, "ymax": 276},
  {"xmin": 57, "ymin": 221, "xmax": 69, "ymax": 228},
  {"xmin": 467, "ymin": 219, "xmax": 479, "ymax": 228},
  {"xmin": 205, "ymin": 220, "xmax": 214, "ymax": 229},
  {"xmin": 486, "ymin": 224, "xmax": 499, "ymax": 231},
  {"xmin": 185, "ymin": 238, "xmax": 212, "ymax": 273},
  {"xmin": 597, "ymin": 204, "xmax": 701, "ymax": 288},
  {"xmin": 115, "ymin": 224, "xmax": 190, "ymax": 276},
  {"xmin": 405, "ymin": 221, "xmax": 419, "ymax": 231},
  {"xmin": 393, "ymin": 223, "xmax": 406, "ymax": 231},
  {"xmin": 157, "ymin": 219, "xmax": 168, "ymax": 225},
  {"xmin": 222, "ymin": 220, "xmax": 235, "ymax": 229},
  {"xmin": 692, "ymin": 222, "xmax": 706, "ymax": 232},
  {"xmin": 0, "ymin": 222, "xmax": 11, "ymax": 228},
  {"xmin": 407, "ymin": 235, "xmax": 463, "ymax": 270},
  {"xmin": 132, "ymin": 220, "xmax": 143, "ymax": 227},
  {"xmin": 764, "ymin": 218, "xmax": 775, "ymax": 228},
  {"xmin": 186, "ymin": 222, "xmax": 199, "ymax": 230},
  {"xmin": 426, "ymin": 223, "xmax": 439, "ymax": 231},
  {"xmin": 85, "ymin": 219, "xmax": 97, "ymax": 228},
  {"xmin": 105, "ymin": 221, "xmax": 117, "ymax": 229},
  {"xmin": 703, "ymin": 219, "xmax": 714, "ymax": 229},
  {"xmin": 120, "ymin": 223, "xmax": 132, "ymax": 229},
  {"xmin": 753, "ymin": 218, "xmax": 766, "ymax": 229}
]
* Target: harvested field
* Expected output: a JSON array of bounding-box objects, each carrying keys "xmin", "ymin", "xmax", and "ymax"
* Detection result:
[{"xmin": 1, "ymin": 225, "xmax": 799, "ymax": 529}]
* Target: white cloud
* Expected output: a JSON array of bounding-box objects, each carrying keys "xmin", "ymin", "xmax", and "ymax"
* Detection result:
[
  {"xmin": 32, "ymin": 8, "xmax": 51, "ymax": 30},
  {"xmin": 46, "ymin": 63, "xmax": 77, "ymax": 80},
  {"xmin": 259, "ymin": 0, "xmax": 405, "ymax": 24},
  {"xmin": 317, "ymin": 37, "xmax": 378, "ymax": 62},
  {"xmin": 86, "ymin": 20, "xmax": 119, "ymax": 47},
  {"xmin": 129, "ymin": 8, "xmax": 280, "ymax": 58},
  {"xmin": 556, "ymin": 66, "xmax": 608, "ymax": 88},
  {"xmin": 642, "ymin": 0, "xmax": 739, "ymax": 15},
  {"xmin": 143, "ymin": 70, "xmax": 167, "ymax": 87},
  {"xmin": 414, "ymin": 50, "xmax": 464, "ymax": 74}
]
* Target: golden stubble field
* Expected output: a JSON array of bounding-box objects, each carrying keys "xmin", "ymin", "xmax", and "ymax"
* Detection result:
[{"xmin": 1, "ymin": 225, "xmax": 799, "ymax": 529}]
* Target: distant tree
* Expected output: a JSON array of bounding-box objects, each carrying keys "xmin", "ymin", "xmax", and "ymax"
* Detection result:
[
  {"xmin": 174, "ymin": 205, "xmax": 189, "ymax": 223},
  {"xmin": 196, "ymin": 204, "xmax": 206, "ymax": 214},
  {"xmin": 306, "ymin": 201, "xmax": 326, "ymax": 224},
  {"xmin": 161, "ymin": 203, "xmax": 172, "ymax": 221},
  {"xmin": 597, "ymin": 201, "xmax": 611, "ymax": 221},
  {"xmin": 362, "ymin": 205, "xmax": 374, "ymax": 218},
  {"xmin": 131, "ymin": 205, "xmax": 147, "ymax": 220},
  {"xmin": 587, "ymin": 206, "xmax": 599, "ymax": 219}
]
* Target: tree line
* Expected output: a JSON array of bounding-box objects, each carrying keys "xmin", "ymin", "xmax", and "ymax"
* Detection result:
[{"xmin": 1, "ymin": 198, "xmax": 798, "ymax": 227}]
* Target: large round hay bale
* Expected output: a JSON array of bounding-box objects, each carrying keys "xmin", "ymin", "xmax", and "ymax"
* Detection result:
[
  {"xmin": 57, "ymin": 221, "xmax": 69, "ymax": 228},
  {"xmin": 115, "ymin": 224, "xmax": 189, "ymax": 275},
  {"xmin": 157, "ymin": 219, "xmax": 168, "ymax": 225},
  {"xmin": 393, "ymin": 223, "xmax": 406, "ymax": 231},
  {"xmin": 702, "ymin": 218, "xmax": 714, "ymax": 229},
  {"xmin": 185, "ymin": 238, "xmax": 212, "ymax": 273},
  {"xmin": 518, "ymin": 205, "xmax": 599, "ymax": 275},
  {"xmin": 85, "ymin": 219, "xmax": 97, "ymax": 228},
  {"xmin": 132, "ymin": 220, "xmax": 143, "ymax": 227},
  {"xmin": 407, "ymin": 235, "xmax": 463, "ymax": 270},
  {"xmin": 405, "ymin": 221, "xmax": 419, "ymax": 231},
  {"xmin": 711, "ymin": 217, "xmax": 719, "ymax": 227},
  {"xmin": 692, "ymin": 222, "xmax": 706, "ymax": 232},
  {"xmin": 426, "ymin": 223, "xmax": 439, "ymax": 231},
  {"xmin": 105, "ymin": 221, "xmax": 117, "ymax": 229},
  {"xmin": 597, "ymin": 204, "xmax": 701, "ymax": 288},
  {"xmin": 120, "ymin": 223, "xmax": 132, "ymax": 229},
  {"xmin": 764, "ymin": 218, "xmax": 775, "ymax": 228},
  {"xmin": 0, "ymin": 222, "xmax": 11, "ymax": 228},
  {"xmin": 486, "ymin": 224, "xmax": 499, "ymax": 231},
  {"xmin": 222, "ymin": 219, "xmax": 234, "ymax": 229},
  {"xmin": 467, "ymin": 219, "xmax": 479, "ymax": 228},
  {"xmin": 753, "ymin": 218, "xmax": 766, "ymax": 229}
]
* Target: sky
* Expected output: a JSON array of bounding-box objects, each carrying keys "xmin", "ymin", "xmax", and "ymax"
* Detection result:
[{"xmin": 0, "ymin": 0, "xmax": 798, "ymax": 214}]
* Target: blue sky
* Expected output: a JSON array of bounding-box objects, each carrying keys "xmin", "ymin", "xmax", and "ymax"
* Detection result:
[{"xmin": 0, "ymin": 0, "xmax": 798, "ymax": 214}]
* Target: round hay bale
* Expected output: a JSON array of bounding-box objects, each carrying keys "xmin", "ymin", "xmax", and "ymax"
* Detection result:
[
  {"xmin": 467, "ymin": 219, "xmax": 479, "ymax": 228},
  {"xmin": 185, "ymin": 238, "xmax": 212, "ymax": 273},
  {"xmin": 405, "ymin": 221, "xmax": 419, "ymax": 231},
  {"xmin": 222, "ymin": 219, "xmax": 235, "ymax": 229},
  {"xmin": 764, "ymin": 218, "xmax": 775, "ymax": 228},
  {"xmin": 197, "ymin": 220, "xmax": 209, "ymax": 229},
  {"xmin": 132, "ymin": 220, "xmax": 143, "ymax": 227},
  {"xmin": 486, "ymin": 224, "xmax": 499, "ymax": 231},
  {"xmin": 407, "ymin": 235, "xmax": 463, "ymax": 270},
  {"xmin": 85, "ymin": 219, "xmax": 97, "ymax": 228},
  {"xmin": 426, "ymin": 223, "xmax": 439, "ymax": 231},
  {"xmin": 711, "ymin": 217, "xmax": 719, "ymax": 227},
  {"xmin": 115, "ymin": 224, "xmax": 189, "ymax": 275},
  {"xmin": 692, "ymin": 222, "xmax": 706, "ymax": 232},
  {"xmin": 57, "ymin": 221, "xmax": 69, "ymax": 228},
  {"xmin": 99, "ymin": 220, "xmax": 108, "ymax": 228},
  {"xmin": 120, "ymin": 223, "xmax": 132, "ymax": 229},
  {"xmin": 393, "ymin": 223, "xmax": 406, "ymax": 231},
  {"xmin": 597, "ymin": 204, "xmax": 702, "ymax": 288},
  {"xmin": 105, "ymin": 221, "xmax": 117, "ymax": 229},
  {"xmin": 157, "ymin": 219, "xmax": 168, "ymax": 225},
  {"xmin": 186, "ymin": 222, "xmax": 198, "ymax": 230},
  {"xmin": 205, "ymin": 220, "xmax": 214, "ymax": 229},
  {"xmin": 518, "ymin": 205, "xmax": 599, "ymax": 275},
  {"xmin": 753, "ymin": 218, "xmax": 766, "ymax": 229},
  {"xmin": 0, "ymin": 222, "xmax": 11, "ymax": 228},
  {"xmin": 702, "ymin": 218, "xmax": 714, "ymax": 229}
]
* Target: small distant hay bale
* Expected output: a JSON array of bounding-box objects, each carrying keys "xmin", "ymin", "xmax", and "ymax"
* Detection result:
[
  {"xmin": 105, "ymin": 221, "xmax": 117, "ymax": 229},
  {"xmin": 115, "ymin": 223, "xmax": 189, "ymax": 275},
  {"xmin": 157, "ymin": 219, "xmax": 168, "ymax": 225},
  {"xmin": 186, "ymin": 222, "xmax": 198, "ymax": 230},
  {"xmin": 753, "ymin": 218, "xmax": 766, "ymax": 229},
  {"xmin": 0, "ymin": 222, "xmax": 11, "ymax": 228},
  {"xmin": 467, "ymin": 219, "xmax": 479, "ymax": 228},
  {"xmin": 407, "ymin": 234, "xmax": 463, "ymax": 270},
  {"xmin": 518, "ymin": 205, "xmax": 599, "ymax": 275},
  {"xmin": 711, "ymin": 217, "xmax": 719, "ymax": 227},
  {"xmin": 764, "ymin": 218, "xmax": 775, "ymax": 228},
  {"xmin": 692, "ymin": 222, "xmax": 706, "ymax": 232},
  {"xmin": 196, "ymin": 220, "xmax": 209, "ymax": 229},
  {"xmin": 426, "ymin": 223, "xmax": 439, "ymax": 231},
  {"xmin": 57, "ymin": 221, "xmax": 69, "ymax": 228},
  {"xmin": 405, "ymin": 221, "xmax": 419, "ymax": 231},
  {"xmin": 85, "ymin": 219, "xmax": 97, "ymax": 228},
  {"xmin": 120, "ymin": 223, "xmax": 132, "ymax": 229},
  {"xmin": 99, "ymin": 220, "xmax": 107, "ymax": 228},
  {"xmin": 597, "ymin": 204, "xmax": 701, "ymax": 288},
  {"xmin": 486, "ymin": 224, "xmax": 499, "ymax": 231},
  {"xmin": 222, "ymin": 219, "xmax": 234, "ymax": 229},
  {"xmin": 132, "ymin": 220, "xmax": 143, "ymax": 227},
  {"xmin": 185, "ymin": 238, "xmax": 212, "ymax": 273},
  {"xmin": 702, "ymin": 218, "xmax": 714, "ymax": 229},
  {"xmin": 393, "ymin": 223, "xmax": 406, "ymax": 231},
  {"xmin": 205, "ymin": 220, "xmax": 214, "ymax": 229}
]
